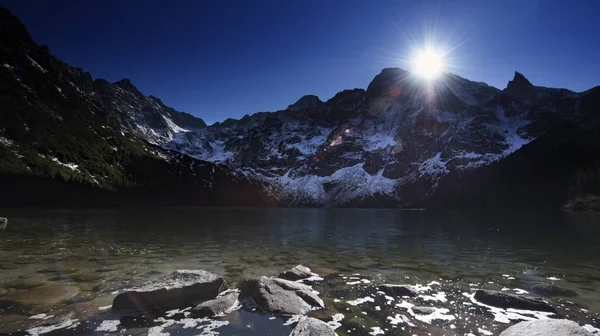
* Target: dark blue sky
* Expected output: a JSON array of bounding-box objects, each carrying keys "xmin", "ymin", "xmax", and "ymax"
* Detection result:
[{"xmin": 4, "ymin": 0, "xmax": 599, "ymax": 124}]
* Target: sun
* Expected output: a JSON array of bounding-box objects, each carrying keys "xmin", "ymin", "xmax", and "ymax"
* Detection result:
[{"xmin": 413, "ymin": 49, "xmax": 444, "ymax": 79}]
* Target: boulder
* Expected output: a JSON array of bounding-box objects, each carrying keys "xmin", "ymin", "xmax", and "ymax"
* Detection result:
[
  {"xmin": 0, "ymin": 217, "xmax": 7, "ymax": 230},
  {"xmin": 280, "ymin": 265, "xmax": 317, "ymax": 281},
  {"xmin": 112, "ymin": 270, "xmax": 227, "ymax": 313},
  {"xmin": 290, "ymin": 317, "xmax": 337, "ymax": 336},
  {"xmin": 240, "ymin": 276, "xmax": 324, "ymax": 315},
  {"xmin": 474, "ymin": 290, "xmax": 555, "ymax": 312},
  {"xmin": 190, "ymin": 290, "xmax": 239, "ymax": 317},
  {"xmin": 412, "ymin": 306, "xmax": 436, "ymax": 315},
  {"xmin": 499, "ymin": 319, "xmax": 592, "ymax": 336},
  {"xmin": 376, "ymin": 284, "xmax": 418, "ymax": 297}
]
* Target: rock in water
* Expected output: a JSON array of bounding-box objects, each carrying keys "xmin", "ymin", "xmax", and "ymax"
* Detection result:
[
  {"xmin": 290, "ymin": 317, "xmax": 337, "ymax": 336},
  {"xmin": 499, "ymin": 319, "xmax": 592, "ymax": 336},
  {"xmin": 412, "ymin": 306, "xmax": 436, "ymax": 315},
  {"xmin": 240, "ymin": 277, "xmax": 325, "ymax": 315},
  {"xmin": 376, "ymin": 284, "xmax": 418, "ymax": 297},
  {"xmin": 474, "ymin": 289, "xmax": 555, "ymax": 312},
  {"xmin": 0, "ymin": 217, "xmax": 7, "ymax": 230},
  {"xmin": 112, "ymin": 270, "xmax": 227, "ymax": 313},
  {"xmin": 280, "ymin": 265, "xmax": 317, "ymax": 281},
  {"xmin": 190, "ymin": 290, "xmax": 239, "ymax": 317}
]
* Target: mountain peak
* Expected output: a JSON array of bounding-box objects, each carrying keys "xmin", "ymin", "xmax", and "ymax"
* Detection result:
[
  {"xmin": 0, "ymin": 7, "xmax": 33, "ymax": 47},
  {"xmin": 508, "ymin": 71, "xmax": 533, "ymax": 88},
  {"xmin": 366, "ymin": 68, "xmax": 411, "ymax": 98},
  {"xmin": 287, "ymin": 95, "xmax": 324, "ymax": 111},
  {"xmin": 114, "ymin": 78, "xmax": 139, "ymax": 92}
]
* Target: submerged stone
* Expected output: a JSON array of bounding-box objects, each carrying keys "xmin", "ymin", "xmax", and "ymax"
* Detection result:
[
  {"xmin": 240, "ymin": 276, "xmax": 324, "ymax": 315},
  {"xmin": 499, "ymin": 319, "xmax": 592, "ymax": 336},
  {"xmin": 531, "ymin": 284, "xmax": 578, "ymax": 297},
  {"xmin": 2, "ymin": 285, "xmax": 79, "ymax": 306},
  {"xmin": 290, "ymin": 317, "xmax": 337, "ymax": 336},
  {"xmin": 111, "ymin": 270, "xmax": 227, "ymax": 314},
  {"xmin": 474, "ymin": 289, "xmax": 555, "ymax": 312},
  {"xmin": 376, "ymin": 284, "xmax": 418, "ymax": 297}
]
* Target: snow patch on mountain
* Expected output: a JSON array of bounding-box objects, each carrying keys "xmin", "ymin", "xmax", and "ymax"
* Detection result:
[
  {"xmin": 419, "ymin": 153, "xmax": 448, "ymax": 177},
  {"xmin": 490, "ymin": 106, "xmax": 533, "ymax": 156},
  {"xmin": 163, "ymin": 115, "xmax": 189, "ymax": 134},
  {"xmin": 252, "ymin": 163, "xmax": 397, "ymax": 205},
  {"xmin": 286, "ymin": 130, "xmax": 330, "ymax": 156},
  {"xmin": 364, "ymin": 133, "xmax": 398, "ymax": 151}
]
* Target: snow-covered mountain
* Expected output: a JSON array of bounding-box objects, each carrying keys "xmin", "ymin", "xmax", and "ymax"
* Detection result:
[
  {"xmin": 126, "ymin": 67, "xmax": 588, "ymax": 206},
  {"xmin": 1, "ymin": 6, "xmax": 597, "ymax": 208}
]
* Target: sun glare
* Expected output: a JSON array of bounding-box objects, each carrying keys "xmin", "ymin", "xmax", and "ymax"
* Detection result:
[{"xmin": 413, "ymin": 49, "xmax": 444, "ymax": 79}]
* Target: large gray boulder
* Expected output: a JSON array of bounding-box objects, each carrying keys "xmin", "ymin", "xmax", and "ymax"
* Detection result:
[
  {"xmin": 376, "ymin": 284, "xmax": 418, "ymax": 297},
  {"xmin": 0, "ymin": 217, "xmax": 7, "ymax": 230},
  {"xmin": 240, "ymin": 276, "xmax": 325, "ymax": 315},
  {"xmin": 280, "ymin": 265, "xmax": 317, "ymax": 281},
  {"xmin": 112, "ymin": 270, "xmax": 227, "ymax": 313},
  {"xmin": 500, "ymin": 319, "xmax": 593, "ymax": 336},
  {"xmin": 474, "ymin": 289, "xmax": 555, "ymax": 312},
  {"xmin": 190, "ymin": 290, "xmax": 239, "ymax": 317},
  {"xmin": 290, "ymin": 317, "xmax": 337, "ymax": 336}
]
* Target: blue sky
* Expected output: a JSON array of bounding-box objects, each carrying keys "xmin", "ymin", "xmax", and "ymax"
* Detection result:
[{"xmin": 4, "ymin": 0, "xmax": 600, "ymax": 124}]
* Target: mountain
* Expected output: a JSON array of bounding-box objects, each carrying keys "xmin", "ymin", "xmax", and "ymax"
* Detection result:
[
  {"xmin": 0, "ymin": 7, "xmax": 273, "ymax": 207},
  {"xmin": 1, "ymin": 7, "xmax": 598, "ymax": 208}
]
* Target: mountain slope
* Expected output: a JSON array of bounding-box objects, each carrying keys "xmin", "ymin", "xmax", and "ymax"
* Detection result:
[{"xmin": 0, "ymin": 7, "xmax": 273, "ymax": 207}]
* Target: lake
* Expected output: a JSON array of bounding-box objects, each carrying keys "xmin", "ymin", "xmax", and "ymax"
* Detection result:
[{"xmin": 0, "ymin": 208, "xmax": 599, "ymax": 335}]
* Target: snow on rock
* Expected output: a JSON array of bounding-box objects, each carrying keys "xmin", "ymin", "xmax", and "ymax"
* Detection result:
[
  {"xmin": 419, "ymin": 152, "xmax": 449, "ymax": 177},
  {"xmin": 94, "ymin": 320, "xmax": 120, "ymax": 332},
  {"xmin": 26, "ymin": 55, "xmax": 48, "ymax": 73}
]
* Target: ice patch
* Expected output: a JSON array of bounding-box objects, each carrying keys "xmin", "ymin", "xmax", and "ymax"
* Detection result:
[
  {"xmin": 327, "ymin": 313, "xmax": 344, "ymax": 330},
  {"xmin": 369, "ymin": 326, "xmax": 385, "ymax": 335},
  {"xmin": 387, "ymin": 313, "xmax": 415, "ymax": 327},
  {"xmin": 547, "ymin": 277, "xmax": 561, "ymax": 281},
  {"xmin": 478, "ymin": 327, "xmax": 493, "ymax": 335},
  {"xmin": 29, "ymin": 314, "xmax": 53, "ymax": 320},
  {"xmin": 513, "ymin": 288, "xmax": 528, "ymax": 295},
  {"xmin": 409, "ymin": 307, "xmax": 455, "ymax": 324},
  {"xmin": 95, "ymin": 320, "xmax": 120, "ymax": 332},
  {"xmin": 467, "ymin": 292, "xmax": 555, "ymax": 323},
  {"xmin": 347, "ymin": 297, "xmax": 375, "ymax": 306},
  {"xmin": 346, "ymin": 279, "xmax": 371, "ymax": 285},
  {"xmin": 27, "ymin": 318, "xmax": 78, "ymax": 335},
  {"xmin": 419, "ymin": 291, "xmax": 447, "ymax": 303}
]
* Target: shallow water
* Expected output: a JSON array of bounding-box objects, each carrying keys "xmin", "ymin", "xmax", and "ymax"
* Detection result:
[{"xmin": 0, "ymin": 208, "xmax": 599, "ymax": 335}]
